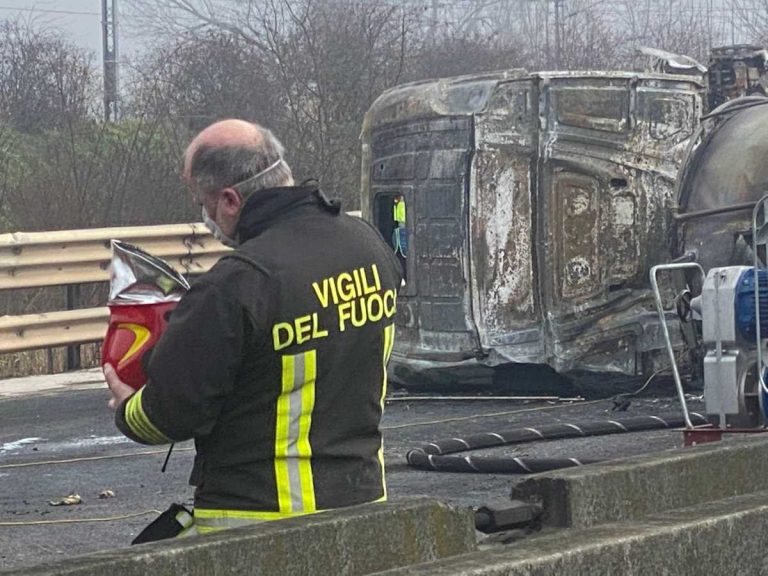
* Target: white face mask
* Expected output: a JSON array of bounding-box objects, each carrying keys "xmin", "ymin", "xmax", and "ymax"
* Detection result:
[{"xmin": 202, "ymin": 206, "xmax": 238, "ymax": 248}]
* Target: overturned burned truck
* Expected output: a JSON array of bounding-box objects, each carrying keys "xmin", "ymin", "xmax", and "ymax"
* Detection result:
[{"xmin": 360, "ymin": 70, "xmax": 704, "ymax": 387}]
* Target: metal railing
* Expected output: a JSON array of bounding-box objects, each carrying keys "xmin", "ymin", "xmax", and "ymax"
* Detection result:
[{"xmin": 0, "ymin": 223, "xmax": 229, "ymax": 355}]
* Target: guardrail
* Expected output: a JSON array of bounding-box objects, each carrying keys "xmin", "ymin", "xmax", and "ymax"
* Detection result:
[{"xmin": 0, "ymin": 223, "xmax": 229, "ymax": 355}]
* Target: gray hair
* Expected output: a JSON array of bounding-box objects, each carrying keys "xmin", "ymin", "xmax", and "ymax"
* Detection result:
[{"xmin": 189, "ymin": 126, "xmax": 293, "ymax": 197}]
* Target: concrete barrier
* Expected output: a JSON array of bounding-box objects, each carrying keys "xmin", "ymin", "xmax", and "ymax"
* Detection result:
[
  {"xmin": 376, "ymin": 490, "xmax": 768, "ymax": 575},
  {"xmin": 0, "ymin": 499, "xmax": 476, "ymax": 576},
  {"xmin": 511, "ymin": 435, "xmax": 768, "ymax": 528}
]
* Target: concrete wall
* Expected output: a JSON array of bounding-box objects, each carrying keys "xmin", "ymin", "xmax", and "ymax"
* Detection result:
[
  {"xmin": 1, "ymin": 499, "xmax": 476, "ymax": 576},
  {"xmin": 512, "ymin": 435, "xmax": 768, "ymax": 528},
  {"xmin": 377, "ymin": 490, "xmax": 768, "ymax": 575}
]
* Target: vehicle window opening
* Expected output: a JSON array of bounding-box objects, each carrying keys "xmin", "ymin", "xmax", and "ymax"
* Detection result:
[{"xmin": 374, "ymin": 193, "xmax": 407, "ymax": 281}]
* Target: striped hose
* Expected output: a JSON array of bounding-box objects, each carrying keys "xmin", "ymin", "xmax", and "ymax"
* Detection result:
[{"xmin": 405, "ymin": 413, "xmax": 708, "ymax": 474}]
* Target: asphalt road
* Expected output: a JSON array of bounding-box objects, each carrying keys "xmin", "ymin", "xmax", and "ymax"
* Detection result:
[{"xmin": 0, "ymin": 385, "xmax": 703, "ymax": 571}]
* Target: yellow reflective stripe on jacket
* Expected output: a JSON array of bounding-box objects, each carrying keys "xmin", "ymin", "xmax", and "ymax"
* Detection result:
[
  {"xmin": 275, "ymin": 350, "xmax": 317, "ymax": 514},
  {"xmin": 377, "ymin": 323, "xmax": 395, "ymax": 501},
  {"xmin": 124, "ymin": 388, "xmax": 172, "ymax": 445},
  {"xmin": 194, "ymin": 507, "xmax": 323, "ymax": 524},
  {"xmin": 190, "ymin": 507, "xmax": 326, "ymax": 534},
  {"xmin": 192, "ymin": 515, "xmax": 263, "ymax": 533}
]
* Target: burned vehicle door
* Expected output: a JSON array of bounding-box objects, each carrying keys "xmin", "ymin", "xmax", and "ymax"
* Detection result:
[
  {"xmin": 538, "ymin": 75, "xmax": 700, "ymax": 374},
  {"xmin": 362, "ymin": 76, "xmax": 518, "ymax": 375}
]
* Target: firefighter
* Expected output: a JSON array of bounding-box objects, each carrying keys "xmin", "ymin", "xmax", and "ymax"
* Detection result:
[{"xmin": 105, "ymin": 119, "xmax": 403, "ymax": 540}]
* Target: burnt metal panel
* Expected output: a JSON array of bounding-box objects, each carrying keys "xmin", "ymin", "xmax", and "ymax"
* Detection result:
[
  {"xmin": 362, "ymin": 70, "xmax": 528, "ymax": 132},
  {"xmin": 556, "ymin": 88, "xmax": 630, "ymax": 134},
  {"xmin": 470, "ymin": 79, "xmax": 540, "ymax": 357},
  {"xmin": 555, "ymin": 171, "xmax": 602, "ymax": 300},
  {"xmin": 708, "ymin": 46, "xmax": 768, "ymax": 111}
]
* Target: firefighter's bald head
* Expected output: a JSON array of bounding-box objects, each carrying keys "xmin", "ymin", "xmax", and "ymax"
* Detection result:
[
  {"xmin": 184, "ymin": 120, "xmax": 258, "ymax": 177},
  {"xmin": 183, "ymin": 120, "xmax": 292, "ymax": 193},
  {"xmin": 183, "ymin": 119, "xmax": 294, "ymax": 245}
]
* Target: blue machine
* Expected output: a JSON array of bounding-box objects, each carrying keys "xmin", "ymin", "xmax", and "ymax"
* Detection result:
[
  {"xmin": 734, "ymin": 268, "xmax": 768, "ymax": 341},
  {"xmin": 694, "ymin": 266, "xmax": 768, "ymax": 426},
  {"xmin": 735, "ymin": 268, "xmax": 768, "ymax": 421}
]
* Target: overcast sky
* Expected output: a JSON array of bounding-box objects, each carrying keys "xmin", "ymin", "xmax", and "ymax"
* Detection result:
[
  {"xmin": 0, "ymin": 1, "xmax": 751, "ymax": 67},
  {"xmin": 0, "ymin": 1, "xmax": 137, "ymax": 61}
]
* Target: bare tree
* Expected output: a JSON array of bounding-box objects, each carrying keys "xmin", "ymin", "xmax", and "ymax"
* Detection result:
[
  {"xmin": 127, "ymin": 0, "xmax": 418, "ymax": 207},
  {"xmin": 730, "ymin": 0, "xmax": 768, "ymax": 43},
  {"xmin": 617, "ymin": 0, "xmax": 714, "ymax": 67},
  {"xmin": 0, "ymin": 20, "xmax": 97, "ymax": 132},
  {"xmin": 0, "ymin": 22, "xmax": 193, "ymax": 233}
]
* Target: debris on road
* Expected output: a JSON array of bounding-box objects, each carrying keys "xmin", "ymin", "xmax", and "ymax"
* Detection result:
[{"xmin": 48, "ymin": 493, "xmax": 82, "ymax": 506}]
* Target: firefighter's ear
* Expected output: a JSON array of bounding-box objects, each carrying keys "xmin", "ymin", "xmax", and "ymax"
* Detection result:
[{"xmin": 218, "ymin": 187, "xmax": 243, "ymax": 218}]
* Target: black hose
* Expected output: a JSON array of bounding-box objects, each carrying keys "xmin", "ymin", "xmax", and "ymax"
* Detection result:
[{"xmin": 405, "ymin": 413, "xmax": 708, "ymax": 474}]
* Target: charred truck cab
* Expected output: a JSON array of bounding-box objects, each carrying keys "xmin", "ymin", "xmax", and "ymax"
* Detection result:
[{"xmin": 361, "ymin": 70, "xmax": 703, "ymax": 388}]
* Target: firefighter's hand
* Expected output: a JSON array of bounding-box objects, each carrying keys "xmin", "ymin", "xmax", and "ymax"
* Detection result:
[{"xmin": 104, "ymin": 364, "xmax": 134, "ymax": 410}]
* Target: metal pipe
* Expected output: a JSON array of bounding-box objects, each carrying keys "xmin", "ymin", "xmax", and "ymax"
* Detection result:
[
  {"xmin": 713, "ymin": 271, "xmax": 726, "ymax": 429},
  {"xmin": 752, "ymin": 194, "xmax": 768, "ymax": 399},
  {"xmin": 673, "ymin": 201, "xmax": 756, "ymax": 222},
  {"xmin": 650, "ymin": 263, "xmax": 705, "ymax": 429}
]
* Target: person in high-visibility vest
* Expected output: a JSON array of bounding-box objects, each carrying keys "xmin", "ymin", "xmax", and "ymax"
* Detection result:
[
  {"xmin": 393, "ymin": 194, "xmax": 406, "ymax": 226},
  {"xmin": 392, "ymin": 195, "xmax": 407, "ymax": 258},
  {"xmin": 104, "ymin": 119, "xmax": 403, "ymax": 541}
]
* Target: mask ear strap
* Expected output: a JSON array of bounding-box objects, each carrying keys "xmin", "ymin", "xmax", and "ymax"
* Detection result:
[{"xmin": 233, "ymin": 158, "xmax": 284, "ymax": 197}]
